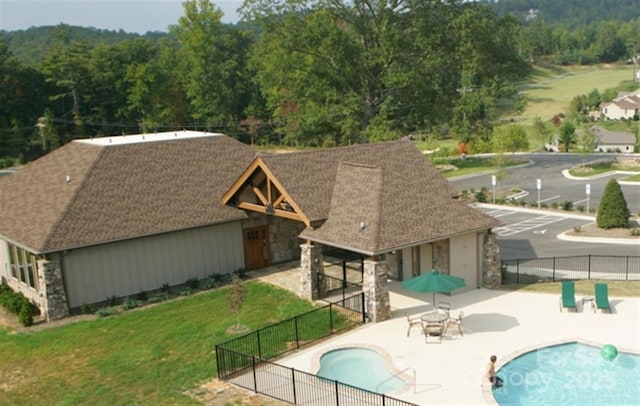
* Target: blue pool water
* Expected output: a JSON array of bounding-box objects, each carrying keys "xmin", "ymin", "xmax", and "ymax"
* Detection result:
[
  {"xmin": 316, "ymin": 347, "xmax": 405, "ymax": 394},
  {"xmin": 493, "ymin": 342, "xmax": 640, "ymax": 405}
]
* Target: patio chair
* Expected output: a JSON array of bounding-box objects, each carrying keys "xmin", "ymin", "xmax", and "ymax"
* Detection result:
[
  {"xmin": 437, "ymin": 301, "xmax": 451, "ymax": 315},
  {"xmin": 444, "ymin": 311, "xmax": 464, "ymax": 337},
  {"xmin": 592, "ymin": 283, "xmax": 611, "ymax": 313},
  {"xmin": 422, "ymin": 321, "xmax": 444, "ymax": 343},
  {"xmin": 405, "ymin": 312, "xmax": 422, "ymax": 337},
  {"xmin": 559, "ymin": 280, "xmax": 577, "ymax": 312}
]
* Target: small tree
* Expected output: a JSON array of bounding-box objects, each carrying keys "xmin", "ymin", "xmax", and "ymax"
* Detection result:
[
  {"xmin": 596, "ymin": 179, "xmax": 630, "ymax": 229},
  {"xmin": 227, "ymin": 274, "xmax": 248, "ymax": 332},
  {"xmin": 558, "ymin": 121, "xmax": 576, "ymax": 152}
]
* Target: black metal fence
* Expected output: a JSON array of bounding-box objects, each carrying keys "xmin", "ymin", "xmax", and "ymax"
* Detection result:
[
  {"xmin": 216, "ymin": 293, "xmax": 416, "ymax": 405},
  {"xmin": 217, "ymin": 293, "xmax": 365, "ymax": 376},
  {"xmin": 223, "ymin": 351, "xmax": 417, "ymax": 406},
  {"xmin": 501, "ymin": 255, "xmax": 640, "ymax": 284}
]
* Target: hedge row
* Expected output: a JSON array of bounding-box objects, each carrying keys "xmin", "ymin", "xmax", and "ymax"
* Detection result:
[{"xmin": 0, "ymin": 283, "xmax": 34, "ymax": 326}]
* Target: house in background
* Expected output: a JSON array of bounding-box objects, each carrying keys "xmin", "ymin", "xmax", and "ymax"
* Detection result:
[
  {"xmin": 0, "ymin": 131, "xmax": 501, "ymax": 322},
  {"xmin": 591, "ymin": 126, "xmax": 637, "ymax": 153},
  {"xmin": 600, "ymin": 89, "xmax": 640, "ymax": 120}
]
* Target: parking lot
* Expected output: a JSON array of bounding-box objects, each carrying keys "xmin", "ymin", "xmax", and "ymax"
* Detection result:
[{"xmin": 473, "ymin": 205, "xmax": 635, "ymax": 259}]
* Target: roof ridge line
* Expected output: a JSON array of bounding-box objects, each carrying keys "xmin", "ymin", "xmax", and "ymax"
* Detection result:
[{"xmin": 40, "ymin": 145, "xmax": 106, "ymax": 253}]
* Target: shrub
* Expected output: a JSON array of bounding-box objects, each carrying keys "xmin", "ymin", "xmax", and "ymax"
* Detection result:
[
  {"xmin": 96, "ymin": 306, "xmax": 119, "ymax": 318},
  {"xmin": 631, "ymin": 228, "xmax": 640, "ymax": 236},
  {"xmin": 18, "ymin": 300, "xmax": 33, "ymax": 326},
  {"xmin": 475, "ymin": 190, "xmax": 487, "ymax": 203},
  {"xmin": 201, "ymin": 278, "xmax": 216, "ymax": 290},
  {"xmin": 180, "ymin": 288, "xmax": 192, "ymax": 296},
  {"xmin": 136, "ymin": 290, "xmax": 148, "ymax": 301},
  {"xmin": 80, "ymin": 303, "xmax": 93, "ymax": 314},
  {"xmin": 160, "ymin": 283, "xmax": 171, "ymax": 294},
  {"xmin": 577, "ymin": 205, "xmax": 585, "ymax": 213},
  {"xmin": 560, "ymin": 200, "xmax": 573, "ymax": 211},
  {"xmin": 551, "ymin": 202, "xmax": 559, "ymax": 209},
  {"xmin": 185, "ymin": 277, "xmax": 200, "ymax": 290},
  {"xmin": 233, "ymin": 268, "xmax": 248, "ymax": 280},
  {"xmin": 596, "ymin": 179, "xmax": 630, "ymax": 229},
  {"xmin": 122, "ymin": 298, "xmax": 139, "ymax": 310},
  {"xmin": 0, "ymin": 284, "xmax": 34, "ymax": 325},
  {"xmin": 148, "ymin": 292, "xmax": 169, "ymax": 303},
  {"xmin": 106, "ymin": 295, "xmax": 120, "ymax": 306}
]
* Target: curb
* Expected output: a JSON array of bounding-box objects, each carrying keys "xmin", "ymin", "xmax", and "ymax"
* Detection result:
[{"xmin": 557, "ymin": 231, "xmax": 640, "ymax": 245}]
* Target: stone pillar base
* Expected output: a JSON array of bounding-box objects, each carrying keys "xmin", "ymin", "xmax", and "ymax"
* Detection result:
[
  {"xmin": 363, "ymin": 259, "xmax": 391, "ymax": 322},
  {"xmin": 38, "ymin": 259, "xmax": 70, "ymax": 321},
  {"xmin": 300, "ymin": 243, "xmax": 323, "ymax": 300},
  {"xmin": 482, "ymin": 231, "xmax": 501, "ymax": 289}
]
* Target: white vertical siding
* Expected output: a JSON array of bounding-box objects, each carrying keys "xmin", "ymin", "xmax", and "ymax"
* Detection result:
[
  {"xmin": 0, "ymin": 240, "xmax": 8, "ymax": 282},
  {"xmin": 63, "ymin": 221, "xmax": 244, "ymax": 308},
  {"xmin": 449, "ymin": 232, "xmax": 478, "ymax": 293}
]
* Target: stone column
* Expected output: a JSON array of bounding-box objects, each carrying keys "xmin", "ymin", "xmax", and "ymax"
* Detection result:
[
  {"xmin": 482, "ymin": 231, "xmax": 502, "ymax": 288},
  {"xmin": 38, "ymin": 259, "xmax": 70, "ymax": 321},
  {"xmin": 363, "ymin": 258, "xmax": 391, "ymax": 322},
  {"xmin": 299, "ymin": 243, "xmax": 323, "ymax": 300}
]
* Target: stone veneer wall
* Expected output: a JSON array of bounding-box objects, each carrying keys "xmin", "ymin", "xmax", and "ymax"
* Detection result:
[
  {"xmin": 363, "ymin": 259, "xmax": 391, "ymax": 322},
  {"xmin": 37, "ymin": 258, "xmax": 70, "ymax": 321},
  {"xmin": 299, "ymin": 243, "xmax": 323, "ymax": 300},
  {"xmin": 482, "ymin": 231, "xmax": 501, "ymax": 288}
]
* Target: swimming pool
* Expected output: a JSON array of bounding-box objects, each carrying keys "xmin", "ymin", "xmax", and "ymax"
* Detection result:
[
  {"xmin": 316, "ymin": 347, "xmax": 405, "ymax": 394},
  {"xmin": 493, "ymin": 342, "xmax": 640, "ymax": 405}
]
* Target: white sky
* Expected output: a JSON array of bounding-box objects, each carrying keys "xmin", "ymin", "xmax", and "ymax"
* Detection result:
[{"xmin": 0, "ymin": 0, "xmax": 243, "ymax": 34}]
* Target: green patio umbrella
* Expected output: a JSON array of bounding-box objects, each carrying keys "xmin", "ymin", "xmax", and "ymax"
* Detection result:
[{"xmin": 401, "ymin": 269, "xmax": 466, "ymax": 309}]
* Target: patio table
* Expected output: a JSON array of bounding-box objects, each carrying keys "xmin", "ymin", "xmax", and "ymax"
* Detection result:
[{"xmin": 421, "ymin": 311, "xmax": 449, "ymax": 324}]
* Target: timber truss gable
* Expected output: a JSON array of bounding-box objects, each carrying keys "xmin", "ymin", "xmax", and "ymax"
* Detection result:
[{"xmin": 222, "ymin": 157, "xmax": 310, "ymax": 227}]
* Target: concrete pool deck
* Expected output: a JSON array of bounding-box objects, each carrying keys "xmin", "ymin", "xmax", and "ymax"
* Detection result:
[{"xmin": 274, "ymin": 283, "xmax": 640, "ymax": 405}]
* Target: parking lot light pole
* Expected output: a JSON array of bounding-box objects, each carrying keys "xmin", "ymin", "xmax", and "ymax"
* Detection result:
[
  {"xmin": 536, "ymin": 178, "xmax": 542, "ymax": 209},
  {"xmin": 586, "ymin": 183, "xmax": 591, "ymax": 214},
  {"xmin": 492, "ymin": 175, "xmax": 496, "ymax": 204}
]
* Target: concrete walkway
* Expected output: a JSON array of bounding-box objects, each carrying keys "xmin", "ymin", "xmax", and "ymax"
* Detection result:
[{"xmin": 277, "ymin": 285, "xmax": 640, "ymax": 405}]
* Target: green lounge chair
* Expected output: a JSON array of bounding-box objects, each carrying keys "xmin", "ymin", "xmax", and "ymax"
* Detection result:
[
  {"xmin": 593, "ymin": 283, "xmax": 611, "ymax": 313},
  {"xmin": 559, "ymin": 280, "xmax": 577, "ymax": 312}
]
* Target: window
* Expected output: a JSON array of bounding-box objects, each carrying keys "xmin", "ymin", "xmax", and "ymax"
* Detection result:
[{"xmin": 8, "ymin": 244, "xmax": 38, "ymax": 290}]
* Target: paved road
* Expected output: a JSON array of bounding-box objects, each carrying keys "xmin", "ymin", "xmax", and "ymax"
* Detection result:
[
  {"xmin": 450, "ymin": 153, "xmax": 640, "ymax": 215},
  {"xmin": 472, "ymin": 205, "xmax": 637, "ymax": 260}
]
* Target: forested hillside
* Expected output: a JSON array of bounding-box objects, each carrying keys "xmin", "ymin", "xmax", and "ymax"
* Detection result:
[
  {"xmin": 0, "ymin": 26, "xmax": 156, "ymax": 66},
  {"xmin": 485, "ymin": 0, "xmax": 639, "ymax": 26},
  {"xmin": 0, "ymin": 0, "xmax": 638, "ymax": 168}
]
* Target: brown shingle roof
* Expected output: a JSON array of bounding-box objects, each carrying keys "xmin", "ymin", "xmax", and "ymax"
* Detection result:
[
  {"xmin": 0, "ymin": 134, "xmax": 256, "ymax": 253},
  {"xmin": 258, "ymin": 140, "xmax": 459, "ymax": 223},
  {"xmin": 257, "ymin": 140, "xmax": 500, "ymax": 255}
]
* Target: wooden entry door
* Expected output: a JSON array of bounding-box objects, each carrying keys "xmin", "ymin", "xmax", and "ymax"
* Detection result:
[{"xmin": 243, "ymin": 226, "xmax": 270, "ymax": 270}]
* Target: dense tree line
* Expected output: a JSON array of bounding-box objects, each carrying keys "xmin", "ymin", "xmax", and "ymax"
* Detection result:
[
  {"xmin": 0, "ymin": 0, "xmax": 637, "ymax": 166},
  {"xmin": 485, "ymin": 0, "xmax": 639, "ymax": 28}
]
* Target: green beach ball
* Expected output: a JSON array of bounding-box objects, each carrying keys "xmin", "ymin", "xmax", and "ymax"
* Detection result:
[{"xmin": 601, "ymin": 344, "xmax": 618, "ymax": 361}]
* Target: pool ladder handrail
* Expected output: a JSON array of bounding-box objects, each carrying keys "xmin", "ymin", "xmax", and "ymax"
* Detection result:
[{"xmin": 375, "ymin": 367, "xmax": 416, "ymax": 394}]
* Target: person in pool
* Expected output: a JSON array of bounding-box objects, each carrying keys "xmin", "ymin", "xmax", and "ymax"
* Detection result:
[{"xmin": 486, "ymin": 355, "xmax": 504, "ymax": 387}]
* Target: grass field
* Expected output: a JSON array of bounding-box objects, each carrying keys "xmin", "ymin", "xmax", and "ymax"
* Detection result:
[
  {"xmin": 0, "ymin": 282, "xmax": 318, "ymax": 405},
  {"xmin": 513, "ymin": 64, "xmax": 636, "ymax": 125}
]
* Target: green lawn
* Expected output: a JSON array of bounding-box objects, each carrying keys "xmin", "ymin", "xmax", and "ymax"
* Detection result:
[
  {"xmin": 431, "ymin": 156, "xmax": 528, "ymax": 178},
  {"xmin": 0, "ymin": 282, "xmax": 318, "ymax": 405},
  {"xmin": 568, "ymin": 161, "xmax": 640, "ymax": 177},
  {"xmin": 514, "ymin": 64, "xmax": 636, "ymax": 125}
]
